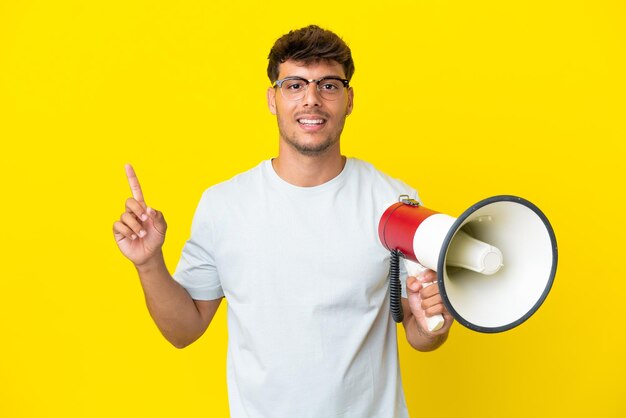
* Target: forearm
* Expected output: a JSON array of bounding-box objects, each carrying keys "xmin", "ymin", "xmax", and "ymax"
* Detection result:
[{"xmin": 135, "ymin": 252, "xmax": 208, "ymax": 348}]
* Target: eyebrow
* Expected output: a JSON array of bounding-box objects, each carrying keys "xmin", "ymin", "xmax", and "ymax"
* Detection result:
[{"xmin": 279, "ymin": 75, "xmax": 345, "ymax": 80}]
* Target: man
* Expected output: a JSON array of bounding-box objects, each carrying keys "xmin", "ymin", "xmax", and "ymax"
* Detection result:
[{"xmin": 113, "ymin": 25, "xmax": 453, "ymax": 417}]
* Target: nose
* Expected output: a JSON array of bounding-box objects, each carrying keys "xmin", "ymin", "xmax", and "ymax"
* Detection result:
[{"xmin": 301, "ymin": 81, "xmax": 323, "ymax": 107}]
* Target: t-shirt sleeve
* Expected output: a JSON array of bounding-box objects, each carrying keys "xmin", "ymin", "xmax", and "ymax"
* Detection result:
[{"xmin": 173, "ymin": 192, "xmax": 224, "ymax": 301}]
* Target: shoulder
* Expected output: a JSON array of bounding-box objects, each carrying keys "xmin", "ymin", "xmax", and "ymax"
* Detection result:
[
  {"xmin": 347, "ymin": 158, "xmax": 418, "ymax": 199},
  {"xmin": 202, "ymin": 161, "xmax": 267, "ymax": 197},
  {"xmin": 193, "ymin": 161, "xmax": 268, "ymax": 214}
]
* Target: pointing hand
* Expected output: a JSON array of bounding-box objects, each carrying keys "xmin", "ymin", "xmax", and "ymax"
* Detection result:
[{"xmin": 112, "ymin": 164, "xmax": 168, "ymax": 266}]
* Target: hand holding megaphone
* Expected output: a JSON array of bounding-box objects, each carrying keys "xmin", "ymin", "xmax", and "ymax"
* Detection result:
[{"xmin": 404, "ymin": 259, "xmax": 446, "ymax": 332}]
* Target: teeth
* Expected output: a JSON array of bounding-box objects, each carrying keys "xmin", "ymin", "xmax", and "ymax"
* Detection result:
[{"xmin": 299, "ymin": 119, "xmax": 324, "ymax": 125}]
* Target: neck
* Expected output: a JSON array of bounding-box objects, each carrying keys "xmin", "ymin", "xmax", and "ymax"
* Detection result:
[{"xmin": 272, "ymin": 145, "xmax": 346, "ymax": 187}]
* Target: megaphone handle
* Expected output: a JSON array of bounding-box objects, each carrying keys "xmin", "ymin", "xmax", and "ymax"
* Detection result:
[
  {"xmin": 403, "ymin": 259, "xmax": 445, "ymax": 332},
  {"xmin": 421, "ymin": 282, "xmax": 445, "ymax": 332}
]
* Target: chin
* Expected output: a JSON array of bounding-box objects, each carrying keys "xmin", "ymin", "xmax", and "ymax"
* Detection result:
[{"xmin": 288, "ymin": 136, "xmax": 338, "ymax": 156}]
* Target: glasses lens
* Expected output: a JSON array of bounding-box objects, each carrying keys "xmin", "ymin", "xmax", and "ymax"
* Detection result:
[
  {"xmin": 280, "ymin": 78, "xmax": 308, "ymax": 100},
  {"xmin": 317, "ymin": 78, "xmax": 345, "ymax": 101}
]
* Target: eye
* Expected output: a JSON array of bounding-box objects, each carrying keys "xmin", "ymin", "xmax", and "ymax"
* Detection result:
[
  {"xmin": 285, "ymin": 81, "xmax": 305, "ymax": 91},
  {"xmin": 319, "ymin": 80, "xmax": 342, "ymax": 92}
]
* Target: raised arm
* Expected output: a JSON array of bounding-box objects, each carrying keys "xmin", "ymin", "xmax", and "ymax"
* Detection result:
[{"xmin": 112, "ymin": 164, "xmax": 221, "ymax": 348}]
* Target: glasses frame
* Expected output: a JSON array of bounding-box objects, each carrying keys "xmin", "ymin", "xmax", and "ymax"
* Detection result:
[{"xmin": 273, "ymin": 76, "xmax": 350, "ymax": 101}]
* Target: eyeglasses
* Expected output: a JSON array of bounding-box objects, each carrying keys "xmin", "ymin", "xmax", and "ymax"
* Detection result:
[{"xmin": 273, "ymin": 76, "xmax": 349, "ymax": 101}]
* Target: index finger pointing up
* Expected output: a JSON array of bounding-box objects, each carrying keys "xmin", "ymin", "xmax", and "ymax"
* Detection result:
[{"xmin": 125, "ymin": 164, "xmax": 145, "ymax": 203}]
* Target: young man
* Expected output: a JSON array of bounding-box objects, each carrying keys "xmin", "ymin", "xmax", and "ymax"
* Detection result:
[{"xmin": 113, "ymin": 25, "xmax": 453, "ymax": 418}]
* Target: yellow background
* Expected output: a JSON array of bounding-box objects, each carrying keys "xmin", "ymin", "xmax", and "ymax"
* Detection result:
[{"xmin": 1, "ymin": 0, "xmax": 624, "ymax": 417}]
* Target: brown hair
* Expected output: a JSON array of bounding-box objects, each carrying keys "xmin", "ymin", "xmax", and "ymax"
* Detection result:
[{"xmin": 267, "ymin": 25, "xmax": 355, "ymax": 84}]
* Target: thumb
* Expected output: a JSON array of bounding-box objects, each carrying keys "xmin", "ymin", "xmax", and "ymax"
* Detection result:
[
  {"xmin": 418, "ymin": 269, "xmax": 437, "ymax": 285},
  {"xmin": 406, "ymin": 276, "xmax": 423, "ymax": 296},
  {"xmin": 146, "ymin": 206, "xmax": 167, "ymax": 236}
]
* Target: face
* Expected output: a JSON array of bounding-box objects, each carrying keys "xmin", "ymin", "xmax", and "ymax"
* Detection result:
[{"xmin": 267, "ymin": 60, "xmax": 354, "ymax": 157}]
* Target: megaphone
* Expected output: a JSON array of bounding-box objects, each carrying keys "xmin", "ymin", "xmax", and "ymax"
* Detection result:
[{"xmin": 378, "ymin": 195, "xmax": 557, "ymax": 333}]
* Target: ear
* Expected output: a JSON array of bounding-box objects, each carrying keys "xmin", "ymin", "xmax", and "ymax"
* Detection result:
[
  {"xmin": 346, "ymin": 87, "xmax": 354, "ymax": 116},
  {"xmin": 267, "ymin": 87, "xmax": 277, "ymax": 115}
]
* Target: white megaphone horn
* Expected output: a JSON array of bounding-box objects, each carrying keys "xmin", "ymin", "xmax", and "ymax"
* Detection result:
[{"xmin": 378, "ymin": 195, "xmax": 557, "ymax": 333}]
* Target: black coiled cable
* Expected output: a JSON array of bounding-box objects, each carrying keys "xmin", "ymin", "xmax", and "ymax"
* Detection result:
[{"xmin": 389, "ymin": 249, "xmax": 404, "ymax": 323}]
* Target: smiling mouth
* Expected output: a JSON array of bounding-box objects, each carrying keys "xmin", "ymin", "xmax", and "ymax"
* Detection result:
[{"xmin": 297, "ymin": 118, "xmax": 326, "ymax": 126}]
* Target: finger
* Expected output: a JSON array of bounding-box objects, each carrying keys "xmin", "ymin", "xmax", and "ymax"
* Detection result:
[
  {"xmin": 420, "ymin": 283, "xmax": 440, "ymax": 299},
  {"xmin": 419, "ymin": 269, "xmax": 437, "ymax": 283},
  {"xmin": 125, "ymin": 164, "xmax": 145, "ymax": 203},
  {"xmin": 113, "ymin": 221, "xmax": 138, "ymax": 241},
  {"xmin": 126, "ymin": 198, "xmax": 148, "ymax": 222},
  {"xmin": 421, "ymin": 294, "xmax": 443, "ymax": 311},
  {"xmin": 405, "ymin": 276, "xmax": 422, "ymax": 294},
  {"xmin": 424, "ymin": 303, "xmax": 445, "ymax": 318},
  {"xmin": 121, "ymin": 212, "xmax": 147, "ymax": 238}
]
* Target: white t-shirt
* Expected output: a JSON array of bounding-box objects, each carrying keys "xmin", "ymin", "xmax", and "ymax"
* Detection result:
[{"xmin": 174, "ymin": 158, "xmax": 418, "ymax": 418}]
